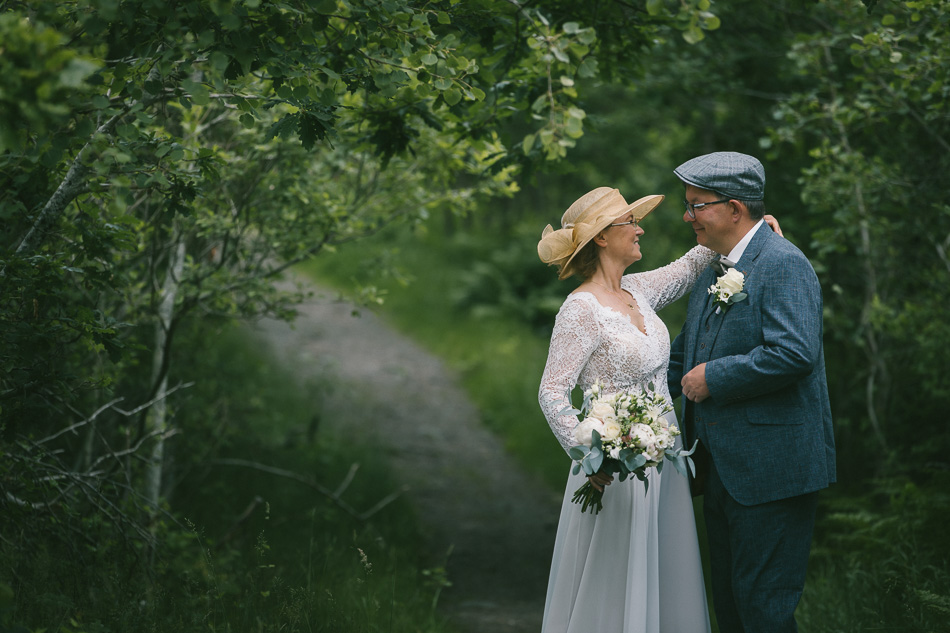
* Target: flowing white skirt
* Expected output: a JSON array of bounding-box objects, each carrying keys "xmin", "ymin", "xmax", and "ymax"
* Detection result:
[{"xmin": 541, "ymin": 412, "xmax": 711, "ymax": 633}]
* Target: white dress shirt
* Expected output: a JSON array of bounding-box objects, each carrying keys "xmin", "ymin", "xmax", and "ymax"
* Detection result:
[{"xmin": 721, "ymin": 219, "xmax": 765, "ymax": 267}]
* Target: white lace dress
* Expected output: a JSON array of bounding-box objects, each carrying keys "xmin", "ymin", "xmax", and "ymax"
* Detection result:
[{"xmin": 538, "ymin": 245, "xmax": 715, "ymax": 633}]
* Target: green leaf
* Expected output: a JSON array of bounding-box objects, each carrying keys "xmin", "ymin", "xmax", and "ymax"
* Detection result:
[
  {"xmin": 240, "ymin": 113, "xmax": 255, "ymax": 129},
  {"xmin": 565, "ymin": 116, "xmax": 583, "ymax": 139},
  {"xmin": 646, "ymin": 0, "xmax": 664, "ymax": 16},
  {"xmin": 444, "ymin": 88, "xmax": 462, "ymax": 106},
  {"xmin": 182, "ymin": 78, "xmax": 210, "ymax": 105},
  {"xmin": 521, "ymin": 133, "xmax": 536, "ymax": 155},
  {"xmin": 422, "ymin": 53, "xmax": 438, "ymax": 66},
  {"xmin": 666, "ymin": 453, "xmax": 688, "ymax": 478},
  {"xmin": 683, "ymin": 26, "xmax": 704, "ymax": 45},
  {"xmin": 577, "ymin": 57, "xmax": 598, "ymax": 78},
  {"xmin": 702, "ymin": 14, "xmax": 721, "ymax": 31},
  {"xmin": 318, "ymin": 65, "xmax": 340, "ymax": 80},
  {"xmin": 623, "ymin": 452, "xmax": 647, "ymax": 471},
  {"xmin": 210, "ymin": 51, "xmax": 230, "ymax": 71}
]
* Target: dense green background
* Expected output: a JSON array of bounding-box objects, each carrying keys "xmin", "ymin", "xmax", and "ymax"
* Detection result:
[{"xmin": 3, "ymin": 0, "xmax": 950, "ymax": 631}]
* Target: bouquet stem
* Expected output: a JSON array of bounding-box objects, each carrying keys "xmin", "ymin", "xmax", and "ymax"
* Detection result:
[{"xmin": 571, "ymin": 480, "xmax": 604, "ymax": 515}]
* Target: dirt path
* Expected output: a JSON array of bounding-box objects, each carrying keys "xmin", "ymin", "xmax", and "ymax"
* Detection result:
[{"xmin": 252, "ymin": 282, "xmax": 562, "ymax": 633}]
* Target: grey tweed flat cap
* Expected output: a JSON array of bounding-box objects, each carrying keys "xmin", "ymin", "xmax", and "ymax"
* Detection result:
[{"xmin": 674, "ymin": 151, "xmax": 766, "ymax": 201}]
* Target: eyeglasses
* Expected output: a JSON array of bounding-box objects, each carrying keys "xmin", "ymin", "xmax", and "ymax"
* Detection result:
[
  {"xmin": 609, "ymin": 218, "xmax": 639, "ymax": 228},
  {"xmin": 684, "ymin": 199, "xmax": 730, "ymax": 219}
]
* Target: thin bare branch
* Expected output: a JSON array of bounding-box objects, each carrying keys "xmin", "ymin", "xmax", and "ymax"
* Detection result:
[{"xmin": 212, "ymin": 458, "xmax": 403, "ymax": 521}]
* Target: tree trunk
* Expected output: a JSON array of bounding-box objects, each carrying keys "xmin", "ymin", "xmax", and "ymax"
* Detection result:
[{"xmin": 144, "ymin": 236, "xmax": 186, "ymax": 512}]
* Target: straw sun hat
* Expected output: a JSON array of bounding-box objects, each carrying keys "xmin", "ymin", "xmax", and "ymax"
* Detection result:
[{"xmin": 537, "ymin": 187, "xmax": 664, "ymax": 278}]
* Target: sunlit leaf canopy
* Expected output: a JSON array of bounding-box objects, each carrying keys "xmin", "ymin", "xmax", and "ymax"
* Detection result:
[{"xmin": 0, "ymin": 0, "xmax": 719, "ymax": 424}]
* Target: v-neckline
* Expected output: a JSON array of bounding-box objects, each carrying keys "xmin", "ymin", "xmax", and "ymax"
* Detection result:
[{"xmin": 574, "ymin": 290, "xmax": 649, "ymax": 336}]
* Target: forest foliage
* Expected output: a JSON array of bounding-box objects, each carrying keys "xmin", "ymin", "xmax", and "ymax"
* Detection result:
[{"xmin": 2, "ymin": 0, "xmax": 950, "ymax": 631}]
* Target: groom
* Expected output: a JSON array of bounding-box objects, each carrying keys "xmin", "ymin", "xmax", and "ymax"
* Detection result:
[{"xmin": 667, "ymin": 152, "xmax": 836, "ymax": 632}]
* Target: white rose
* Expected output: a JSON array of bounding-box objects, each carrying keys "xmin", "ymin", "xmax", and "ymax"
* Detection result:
[
  {"xmin": 718, "ymin": 268, "xmax": 745, "ymax": 294},
  {"xmin": 573, "ymin": 418, "xmax": 606, "ymax": 447},
  {"xmin": 589, "ymin": 401, "xmax": 616, "ymax": 422},
  {"xmin": 631, "ymin": 423, "xmax": 656, "ymax": 448},
  {"xmin": 601, "ymin": 419, "xmax": 623, "ymax": 442},
  {"xmin": 654, "ymin": 432, "xmax": 671, "ymax": 450}
]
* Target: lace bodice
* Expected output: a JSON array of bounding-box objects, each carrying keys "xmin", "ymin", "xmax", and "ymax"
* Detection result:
[{"xmin": 539, "ymin": 245, "xmax": 716, "ymax": 452}]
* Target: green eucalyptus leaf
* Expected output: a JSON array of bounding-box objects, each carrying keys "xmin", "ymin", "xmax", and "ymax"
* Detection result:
[{"xmin": 568, "ymin": 446, "xmax": 587, "ymax": 460}]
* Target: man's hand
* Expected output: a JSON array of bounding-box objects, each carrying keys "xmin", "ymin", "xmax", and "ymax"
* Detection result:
[
  {"xmin": 682, "ymin": 363, "xmax": 711, "ymax": 402},
  {"xmin": 588, "ymin": 471, "xmax": 614, "ymax": 492}
]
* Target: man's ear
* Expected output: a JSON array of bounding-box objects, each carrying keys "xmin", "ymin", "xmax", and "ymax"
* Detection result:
[{"xmin": 729, "ymin": 199, "xmax": 749, "ymax": 222}]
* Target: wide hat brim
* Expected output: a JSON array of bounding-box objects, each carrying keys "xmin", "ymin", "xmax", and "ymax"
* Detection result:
[{"xmin": 538, "ymin": 192, "xmax": 664, "ymax": 272}]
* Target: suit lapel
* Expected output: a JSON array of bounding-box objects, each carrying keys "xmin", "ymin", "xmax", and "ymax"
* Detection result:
[
  {"xmin": 702, "ymin": 226, "xmax": 773, "ymax": 355},
  {"xmin": 685, "ymin": 268, "xmax": 717, "ymax": 370}
]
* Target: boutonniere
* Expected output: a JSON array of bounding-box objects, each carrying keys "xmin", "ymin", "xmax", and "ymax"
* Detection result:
[{"xmin": 708, "ymin": 268, "xmax": 748, "ymax": 314}]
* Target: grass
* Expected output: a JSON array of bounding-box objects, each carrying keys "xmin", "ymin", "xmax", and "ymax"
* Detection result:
[{"xmin": 0, "ymin": 324, "xmax": 459, "ymax": 633}]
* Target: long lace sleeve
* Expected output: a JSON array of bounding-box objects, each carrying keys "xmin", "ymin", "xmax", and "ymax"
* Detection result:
[
  {"xmin": 539, "ymin": 297, "xmax": 601, "ymax": 453},
  {"xmin": 625, "ymin": 245, "xmax": 716, "ymax": 312}
]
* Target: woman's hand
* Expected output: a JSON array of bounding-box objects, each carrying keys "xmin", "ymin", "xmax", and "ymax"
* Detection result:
[
  {"xmin": 764, "ymin": 214, "xmax": 783, "ymax": 237},
  {"xmin": 588, "ymin": 470, "xmax": 614, "ymax": 493}
]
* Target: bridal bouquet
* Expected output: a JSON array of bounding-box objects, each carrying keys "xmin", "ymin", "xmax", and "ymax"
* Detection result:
[{"xmin": 565, "ymin": 383, "xmax": 695, "ymax": 515}]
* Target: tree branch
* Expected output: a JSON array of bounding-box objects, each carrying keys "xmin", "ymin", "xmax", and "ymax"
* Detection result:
[{"xmin": 212, "ymin": 458, "xmax": 406, "ymax": 521}]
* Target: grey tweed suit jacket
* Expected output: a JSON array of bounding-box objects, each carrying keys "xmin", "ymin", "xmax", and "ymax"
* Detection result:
[{"xmin": 668, "ymin": 225, "xmax": 836, "ymax": 506}]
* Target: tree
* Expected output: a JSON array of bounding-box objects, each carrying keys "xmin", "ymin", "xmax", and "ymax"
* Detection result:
[
  {"xmin": 767, "ymin": 0, "xmax": 950, "ymax": 471},
  {"xmin": 0, "ymin": 0, "xmax": 723, "ymax": 610}
]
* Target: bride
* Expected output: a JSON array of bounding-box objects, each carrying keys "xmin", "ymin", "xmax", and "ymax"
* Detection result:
[{"xmin": 536, "ymin": 187, "xmax": 779, "ymax": 632}]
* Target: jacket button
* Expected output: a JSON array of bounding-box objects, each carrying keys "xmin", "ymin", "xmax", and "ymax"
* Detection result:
[{"xmin": 700, "ymin": 343, "xmax": 706, "ymax": 349}]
